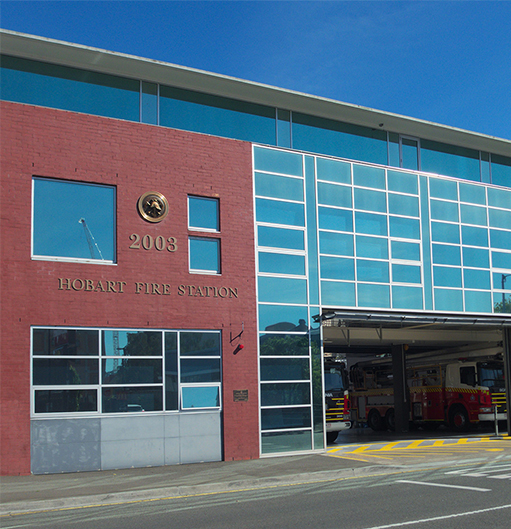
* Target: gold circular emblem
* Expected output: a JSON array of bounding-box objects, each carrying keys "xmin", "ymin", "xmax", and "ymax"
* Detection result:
[{"xmin": 137, "ymin": 191, "xmax": 169, "ymax": 223}]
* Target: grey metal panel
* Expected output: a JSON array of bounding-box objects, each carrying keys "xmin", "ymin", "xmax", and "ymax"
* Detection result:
[
  {"xmin": 31, "ymin": 419, "xmax": 100, "ymax": 474},
  {"xmin": 179, "ymin": 412, "xmax": 222, "ymax": 464},
  {"xmin": 101, "ymin": 415, "xmax": 164, "ymax": 441},
  {"xmin": 163, "ymin": 414, "xmax": 180, "ymax": 438},
  {"xmin": 164, "ymin": 437, "xmax": 181, "ymax": 465}
]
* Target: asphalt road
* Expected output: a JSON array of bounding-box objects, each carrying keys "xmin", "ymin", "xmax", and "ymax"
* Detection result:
[{"xmin": 3, "ymin": 459, "xmax": 510, "ymax": 529}]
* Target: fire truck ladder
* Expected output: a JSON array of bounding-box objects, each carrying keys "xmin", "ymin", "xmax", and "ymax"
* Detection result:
[{"xmin": 78, "ymin": 218, "xmax": 104, "ymax": 260}]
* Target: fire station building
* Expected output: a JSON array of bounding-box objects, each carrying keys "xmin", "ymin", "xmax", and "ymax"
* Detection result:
[{"xmin": 1, "ymin": 29, "xmax": 510, "ymax": 475}]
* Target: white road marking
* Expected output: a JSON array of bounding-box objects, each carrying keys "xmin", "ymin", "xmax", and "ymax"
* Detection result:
[{"xmin": 396, "ymin": 479, "xmax": 491, "ymax": 492}]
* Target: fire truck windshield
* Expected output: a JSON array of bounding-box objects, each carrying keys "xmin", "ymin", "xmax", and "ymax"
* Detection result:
[{"xmin": 478, "ymin": 362, "xmax": 505, "ymax": 391}]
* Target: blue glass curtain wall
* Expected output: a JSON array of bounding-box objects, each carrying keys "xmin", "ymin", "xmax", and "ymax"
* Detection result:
[{"xmin": 2, "ymin": 55, "xmax": 510, "ymax": 189}]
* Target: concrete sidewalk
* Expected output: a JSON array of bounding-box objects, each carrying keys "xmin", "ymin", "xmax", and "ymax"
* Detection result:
[{"xmin": 2, "ymin": 434, "xmax": 510, "ymax": 516}]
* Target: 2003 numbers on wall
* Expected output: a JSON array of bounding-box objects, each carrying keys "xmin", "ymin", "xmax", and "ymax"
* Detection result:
[{"xmin": 129, "ymin": 233, "xmax": 177, "ymax": 252}]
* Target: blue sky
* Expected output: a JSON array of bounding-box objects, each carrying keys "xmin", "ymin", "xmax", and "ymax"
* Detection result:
[{"xmin": 2, "ymin": 1, "xmax": 510, "ymax": 140}]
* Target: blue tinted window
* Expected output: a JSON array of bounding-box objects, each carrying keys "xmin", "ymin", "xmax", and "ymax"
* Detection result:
[
  {"xmin": 319, "ymin": 231, "xmax": 354, "ymax": 256},
  {"xmin": 487, "ymin": 186, "xmax": 511, "ymax": 209},
  {"xmin": 258, "ymin": 276, "xmax": 307, "ymax": 304},
  {"xmin": 277, "ymin": 109, "xmax": 291, "ymax": 148},
  {"xmin": 392, "ymin": 286, "xmax": 423, "ymax": 309},
  {"xmin": 180, "ymin": 358, "xmax": 221, "ymax": 383},
  {"xmin": 1, "ymin": 55, "xmax": 139, "ymax": 121},
  {"xmin": 391, "ymin": 241, "xmax": 421, "ymax": 261},
  {"xmin": 434, "ymin": 288, "xmax": 463, "ymax": 311},
  {"xmin": 494, "ymin": 293, "xmax": 511, "ymax": 314},
  {"xmin": 317, "ymin": 183, "xmax": 352, "ymax": 208},
  {"xmin": 392, "ymin": 264, "xmax": 421, "ymax": 284},
  {"xmin": 491, "ymin": 155, "xmax": 511, "ymax": 188},
  {"xmin": 188, "ymin": 196, "xmax": 219, "ymax": 231},
  {"xmin": 356, "ymin": 236, "xmax": 388, "ymax": 259},
  {"xmin": 256, "ymin": 198, "xmax": 305, "ymax": 226},
  {"xmin": 260, "ymin": 382, "xmax": 310, "ymax": 406},
  {"xmin": 353, "ymin": 164, "xmax": 386, "ymax": 189},
  {"xmin": 464, "ymin": 269, "xmax": 491, "ymax": 290},
  {"xmin": 259, "ymin": 334, "xmax": 310, "ymax": 355},
  {"xmin": 429, "ymin": 178, "xmax": 458, "ymax": 200},
  {"xmin": 461, "ymin": 226, "xmax": 488, "ymax": 247},
  {"xmin": 459, "ymin": 182, "xmax": 486, "ymax": 205},
  {"xmin": 259, "ymin": 252, "xmax": 306, "ymax": 276},
  {"xmin": 318, "ymin": 207, "xmax": 353, "ymax": 232},
  {"xmin": 160, "ymin": 86, "xmax": 276, "ymax": 144},
  {"xmin": 389, "ymin": 217, "xmax": 420, "ymax": 240},
  {"xmin": 465, "ymin": 291, "xmax": 492, "ymax": 313},
  {"xmin": 320, "ymin": 256, "xmax": 355, "ymax": 280},
  {"xmin": 141, "ymin": 82, "xmax": 158, "ymax": 124},
  {"xmin": 422, "ymin": 141, "xmax": 480, "ymax": 182},
  {"xmin": 492, "ymin": 252, "xmax": 511, "ymax": 269},
  {"xmin": 463, "ymin": 247, "xmax": 489, "ymax": 268},
  {"xmin": 489, "ymin": 209, "xmax": 511, "ymax": 229},
  {"xmin": 358, "ymin": 284, "xmax": 390, "ymax": 308},
  {"xmin": 258, "ymin": 305, "xmax": 308, "ymax": 332},
  {"xmin": 261, "ymin": 407, "xmax": 311, "ymax": 430},
  {"xmin": 33, "ymin": 178, "xmax": 116, "ymax": 262},
  {"xmin": 355, "ymin": 212, "xmax": 387, "ymax": 236},
  {"xmin": 460, "ymin": 204, "xmax": 487, "ymax": 226},
  {"xmin": 431, "ymin": 222, "xmax": 460, "ymax": 244},
  {"xmin": 357, "ymin": 260, "xmax": 389, "ymax": 283},
  {"xmin": 316, "ymin": 157, "xmax": 351, "ymax": 184},
  {"xmin": 254, "ymin": 147, "xmax": 303, "ymax": 176},
  {"xmin": 388, "ymin": 194, "xmax": 419, "ymax": 217},
  {"xmin": 433, "ymin": 266, "xmax": 462, "ymax": 287},
  {"xmin": 354, "ymin": 188, "xmax": 386, "ymax": 213},
  {"xmin": 387, "ymin": 170, "xmax": 418, "ymax": 195},
  {"xmin": 258, "ymin": 226, "xmax": 305, "ymax": 250},
  {"xmin": 321, "ymin": 281, "xmax": 356, "ymax": 306},
  {"xmin": 430, "ymin": 200, "xmax": 459, "ymax": 222},
  {"xmin": 261, "ymin": 430, "xmax": 312, "ymax": 454},
  {"xmin": 255, "ymin": 173, "xmax": 304, "ymax": 201},
  {"xmin": 189, "ymin": 237, "xmax": 220, "ymax": 273},
  {"xmin": 490, "ymin": 230, "xmax": 511, "ymax": 251},
  {"xmin": 182, "ymin": 386, "xmax": 220, "ymax": 409},
  {"xmin": 260, "ymin": 358, "xmax": 310, "ymax": 381},
  {"xmin": 432, "ymin": 244, "xmax": 461, "ymax": 266},
  {"xmin": 494, "ymin": 273, "xmax": 511, "ymax": 291}
]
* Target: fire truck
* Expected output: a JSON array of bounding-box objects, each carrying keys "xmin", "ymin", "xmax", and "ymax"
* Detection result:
[
  {"xmin": 324, "ymin": 359, "xmax": 351, "ymax": 443},
  {"xmin": 349, "ymin": 356, "xmax": 505, "ymax": 432}
]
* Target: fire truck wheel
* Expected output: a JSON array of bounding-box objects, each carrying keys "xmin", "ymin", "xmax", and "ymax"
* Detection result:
[
  {"xmin": 449, "ymin": 406, "xmax": 469, "ymax": 432},
  {"xmin": 368, "ymin": 410, "xmax": 384, "ymax": 431},
  {"xmin": 385, "ymin": 409, "xmax": 395, "ymax": 431},
  {"xmin": 326, "ymin": 431, "xmax": 338, "ymax": 444}
]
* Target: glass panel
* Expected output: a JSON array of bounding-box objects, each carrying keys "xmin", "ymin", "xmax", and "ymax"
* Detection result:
[
  {"xmin": 261, "ymin": 407, "xmax": 311, "ymax": 430},
  {"xmin": 429, "ymin": 178, "xmax": 458, "ymax": 200},
  {"xmin": 258, "ymin": 226, "xmax": 305, "ymax": 250},
  {"xmin": 255, "ymin": 172, "xmax": 304, "ymax": 201},
  {"xmin": 489, "ymin": 209, "xmax": 511, "ymax": 230},
  {"xmin": 459, "ymin": 182, "xmax": 486, "ymax": 205},
  {"xmin": 354, "ymin": 188, "xmax": 386, "ymax": 213},
  {"xmin": 319, "ymin": 231, "xmax": 354, "ymax": 256},
  {"xmin": 464, "ymin": 269, "xmax": 491, "ymax": 290},
  {"xmin": 490, "ymin": 230, "xmax": 511, "ymax": 251},
  {"xmin": 253, "ymin": 147, "xmax": 302, "ymax": 176},
  {"xmin": 357, "ymin": 260, "xmax": 389, "ymax": 283},
  {"xmin": 387, "ymin": 170, "xmax": 418, "ymax": 195},
  {"xmin": 355, "ymin": 212, "xmax": 387, "ymax": 236},
  {"xmin": 434, "ymin": 289, "xmax": 463, "ymax": 311},
  {"xmin": 189, "ymin": 237, "xmax": 220, "ymax": 273},
  {"xmin": 461, "ymin": 226, "xmax": 488, "ymax": 247},
  {"xmin": 33, "ymin": 359, "xmax": 99, "ymax": 385},
  {"xmin": 317, "ymin": 182, "xmax": 352, "ymax": 208},
  {"xmin": 460, "ymin": 204, "xmax": 487, "ymax": 226},
  {"xmin": 182, "ymin": 386, "xmax": 220, "ymax": 409},
  {"xmin": 356, "ymin": 236, "xmax": 388, "ymax": 259},
  {"xmin": 1, "ymin": 55, "xmax": 140, "ymax": 121},
  {"xmin": 462, "ymin": 247, "xmax": 489, "ymax": 269},
  {"xmin": 320, "ymin": 256, "xmax": 355, "ymax": 280},
  {"xmin": 258, "ymin": 306, "xmax": 308, "ymax": 332},
  {"xmin": 431, "ymin": 222, "xmax": 460, "ymax": 244},
  {"xmin": 259, "ymin": 334, "xmax": 310, "ymax": 355},
  {"xmin": 493, "ymin": 273, "xmax": 511, "ymax": 291},
  {"xmin": 392, "ymin": 286, "xmax": 423, "ymax": 309},
  {"xmin": 392, "ymin": 264, "xmax": 421, "ymax": 284},
  {"xmin": 310, "ymin": 330, "xmax": 324, "ymax": 449},
  {"xmin": 141, "ymin": 81, "xmax": 158, "ymax": 125},
  {"xmin": 188, "ymin": 196, "xmax": 219, "ymax": 231},
  {"xmin": 102, "ymin": 387, "xmax": 163, "ymax": 412},
  {"xmin": 487, "ymin": 187, "xmax": 511, "ymax": 209},
  {"xmin": 401, "ymin": 138, "xmax": 418, "ymax": 170},
  {"xmin": 260, "ymin": 358, "xmax": 310, "ymax": 381},
  {"xmin": 259, "ymin": 252, "xmax": 306, "ymax": 276},
  {"xmin": 180, "ymin": 332, "xmax": 221, "ymax": 356},
  {"xmin": 389, "ymin": 217, "xmax": 420, "ymax": 239},
  {"xmin": 316, "ymin": 157, "xmax": 351, "ymax": 184},
  {"xmin": 256, "ymin": 198, "xmax": 305, "ymax": 227},
  {"xmin": 353, "ymin": 164, "xmax": 385, "ymax": 189},
  {"xmin": 420, "ymin": 176, "xmax": 433, "ymax": 310},
  {"xmin": 277, "ymin": 109, "xmax": 291, "ymax": 148},
  {"xmin": 318, "ymin": 207, "xmax": 353, "ymax": 232},
  {"xmin": 481, "ymin": 152, "xmax": 491, "ymax": 184},
  {"xmin": 180, "ymin": 358, "xmax": 221, "ymax": 383},
  {"xmin": 258, "ymin": 276, "xmax": 308, "ymax": 304},
  {"xmin": 422, "ymin": 140, "xmax": 480, "ymax": 182},
  {"xmin": 102, "ymin": 359, "xmax": 162, "ymax": 384},
  {"xmin": 33, "ymin": 178, "xmax": 116, "ymax": 261},
  {"xmin": 432, "ymin": 244, "xmax": 461, "ymax": 266},
  {"xmin": 102, "ymin": 331, "xmax": 162, "ymax": 356},
  {"xmin": 32, "ymin": 329, "xmax": 99, "ymax": 356},
  {"xmin": 430, "ymin": 200, "xmax": 459, "ymax": 222},
  {"xmin": 305, "ymin": 156, "xmax": 320, "ymax": 306},
  {"xmin": 388, "ymin": 133, "xmax": 400, "ymax": 167},
  {"xmin": 321, "ymin": 281, "xmax": 356, "ymax": 306},
  {"xmin": 494, "ymin": 292, "xmax": 511, "ymax": 314},
  {"xmin": 388, "ymin": 194, "xmax": 419, "ymax": 217},
  {"xmin": 357, "ymin": 284, "xmax": 390, "ymax": 308},
  {"xmin": 165, "ymin": 332, "xmax": 178, "ymax": 411},
  {"xmin": 160, "ymin": 86, "xmax": 276, "ymax": 144},
  {"xmin": 261, "ymin": 430, "xmax": 312, "ymax": 454},
  {"xmin": 391, "ymin": 241, "xmax": 421, "ymax": 261},
  {"xmin": 292, "ymin": 113, "xmax": 387, "ymax": 165},
  {"xmin": 35, "ymin": 389, "xmax": 97, "ymax": 413},
  {"xmin": 465, "ymin": 291, "xmax": 492, "ymax": 313},
  {"xmin": 491, "ymin": 154, "xmax": 511, "ymax": 188},
  {"xmin": 433, "ymin": 266, "xmax": 462, "ymax": 288},
  {"xmin": 492, "ymin": 252, "xmax": 511, "ymax": 269},
  {"xmin": 260, "ymin": 382, "xmax": 310, "ymax": 406}
]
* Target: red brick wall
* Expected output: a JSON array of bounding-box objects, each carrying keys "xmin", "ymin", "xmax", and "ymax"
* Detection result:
[{"xmin": 0, "ymin": 101, "xmax": 259, "ymax": 475}]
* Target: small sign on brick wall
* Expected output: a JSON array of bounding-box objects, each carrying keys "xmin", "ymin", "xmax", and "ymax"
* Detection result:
[{"xmin": 233, "ymin": 389, "xmax": 249, "ymax": 402}]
